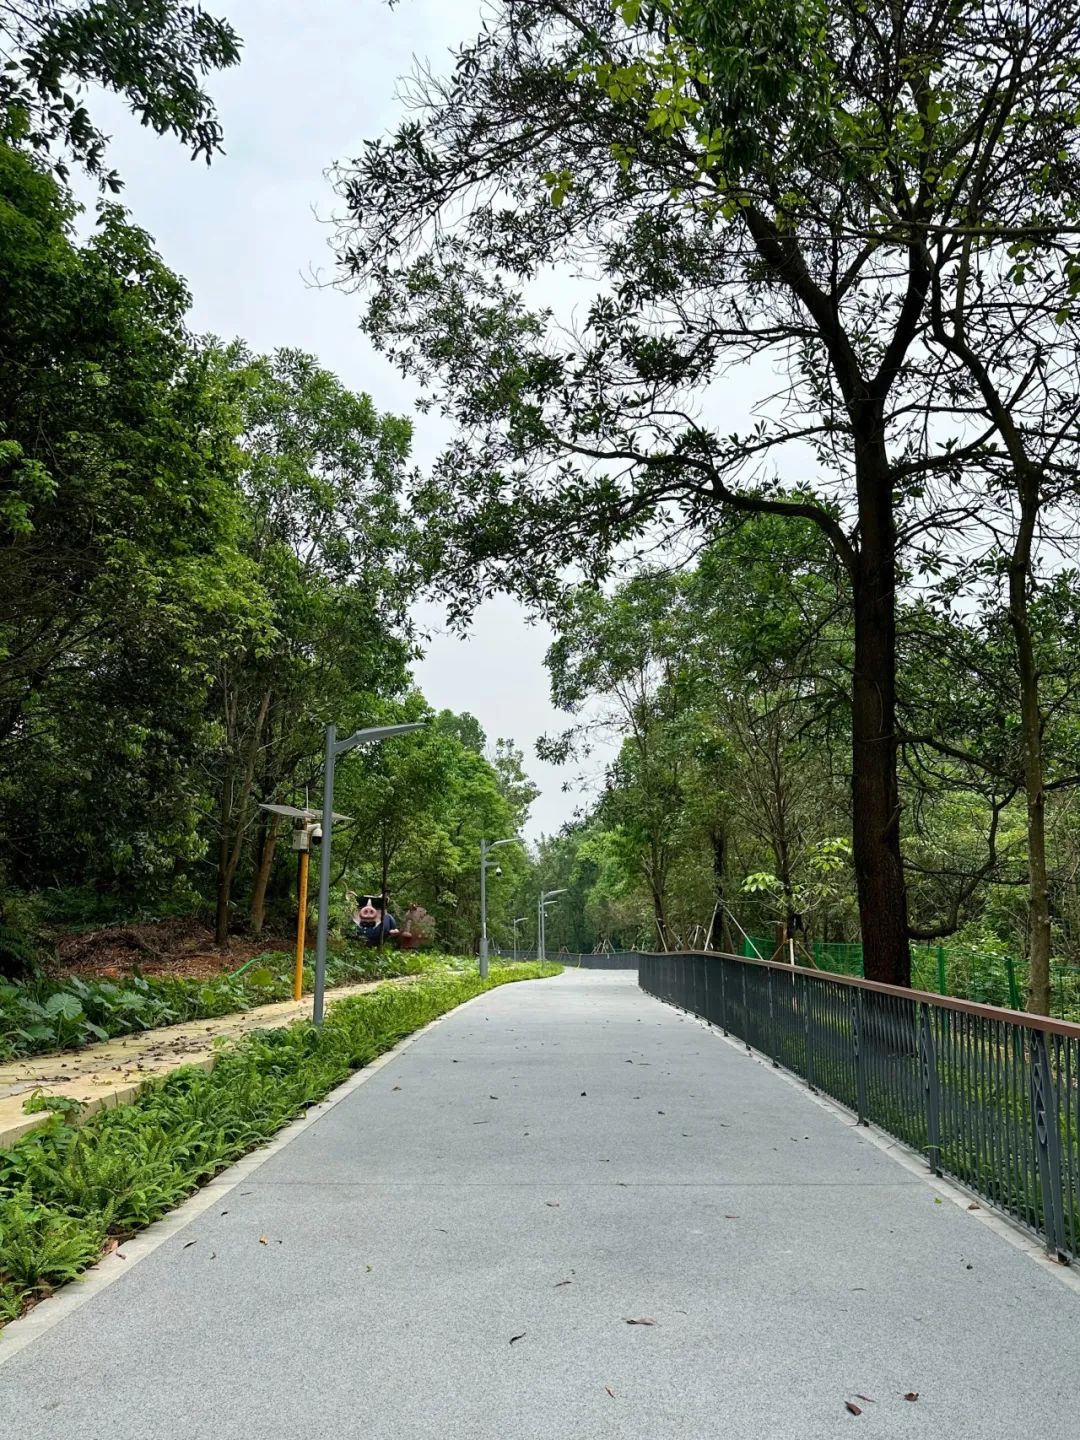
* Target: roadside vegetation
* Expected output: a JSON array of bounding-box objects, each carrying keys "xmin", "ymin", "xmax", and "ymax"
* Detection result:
[
  {"xmin": 0, "ymin": 962, "xmax": 559, "ymax": 1326},
  {"xmin": 0, "ymin": 946, "xmax": 427, "ymax": 1062}
]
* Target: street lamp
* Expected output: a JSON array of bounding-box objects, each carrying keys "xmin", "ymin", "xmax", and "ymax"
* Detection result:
[
  {"xmin": 512, "ymin": 915, "xmax": 526, "ymax": 963},
  {"xmin": 538, "ymin": 887, "xmax": 567, "ymax": 962},
  {"xmin": 313, "ymin": 721, "xmax": 427, "ymax": 1025},
  {"xmin": 480, "ymin": 837, "xmax": 519, "ymax": 979},
  {"xmin": 259, "ymin": 802, "xmax": 351, "ymax": 1002}
]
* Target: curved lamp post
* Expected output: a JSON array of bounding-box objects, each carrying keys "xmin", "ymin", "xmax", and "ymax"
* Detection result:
[
  {"xmin": 479, "ymin": 837, "xmax": 519, "ymax": 978},
  {"xmin": 313, "ymin": 721, "xmax": 426, "ymax": 1025},
  {"xmin": 538, "ymin": 887, "xmax": 567, "ymax": 962}
]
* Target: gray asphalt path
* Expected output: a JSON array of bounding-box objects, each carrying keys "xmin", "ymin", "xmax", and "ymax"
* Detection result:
[{"xmin": 2, "ymin": 970, "xmax": 1078, "ymax": 1439}]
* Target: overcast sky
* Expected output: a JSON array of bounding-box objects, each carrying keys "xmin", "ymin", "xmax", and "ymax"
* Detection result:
[{"xmin": 81, "ymin": 0, "xmax": 601, "ymax": 842}]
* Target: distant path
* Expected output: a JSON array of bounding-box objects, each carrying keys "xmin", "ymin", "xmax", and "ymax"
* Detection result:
[{"xmin": 2, "ymin": 970, "xmax": 1078, "ymax": 1438}]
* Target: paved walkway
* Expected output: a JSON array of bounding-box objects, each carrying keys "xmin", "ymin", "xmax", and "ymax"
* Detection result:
[
  {"xmin": 0, "ymin": 977, "xmax": 417, "ymax": 1146},
  {"xmin": 2, "ymin": 970, "xmax": 1079, "ymax": 1438}
]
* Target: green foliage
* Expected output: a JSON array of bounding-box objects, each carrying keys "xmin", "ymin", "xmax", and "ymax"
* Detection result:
[
  {"xmin": 0, "ymin": 945, "xmax": 422, "ymax": 1061},
  {"xmin": 0, "ymin": 963, "xmax": 559, "ymax": 1323},
  {"xmin": 335, "ymin": 707, "xmax": 534, "ymax": 955},
  {"xmin": 0, "ymin": 0, "xmax": 241, "ymax": 189}
]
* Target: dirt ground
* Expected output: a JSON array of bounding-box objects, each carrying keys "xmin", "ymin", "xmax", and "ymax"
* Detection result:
[{"xmin": 48, "ymin": 917, "xmax": 296, "ymax": 981}]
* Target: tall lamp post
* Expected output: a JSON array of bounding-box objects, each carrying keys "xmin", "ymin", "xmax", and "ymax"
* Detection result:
[
  {"xmin": 538, "ymin": 887, "xmax": 567, "ymax": 962},
  {"xmin": 313, "ymin": 721, "xmax": 426, "ymax": 1025},
  {"xmin": 512, "ymin": 915, "xmax": 526, "ymax": 963},
  {"xmin": 479, "ymin": 837, "xmax": 519, "ymax": 979}
]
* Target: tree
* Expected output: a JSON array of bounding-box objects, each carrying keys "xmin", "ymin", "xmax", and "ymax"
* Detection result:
[
  {"xmin": 0, "ymin": 144, "xmax": 258, "ymax": 954},
  {"xmin": 336, "ymin": 0, "xmax": 1080, "ymax": 986},
  {"xmin": 542, "ymin": 515, "xmax": 850, "ymax": 951},
  {"xmin": 204, "ymin": 345, "xmax": 417, "ymax": 944},
  {"xmin": 1, "ymin": 0, "xmax": 240, "ymax": 188}
]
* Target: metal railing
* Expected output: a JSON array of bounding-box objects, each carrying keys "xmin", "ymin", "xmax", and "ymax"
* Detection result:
[
  {"xmin": 639, "ymin": 950, "xmax": 1080, "ymax": 1263},
  {"xmin": 492, "ymin": 949, "xmax": 640, "ymax": 969}
]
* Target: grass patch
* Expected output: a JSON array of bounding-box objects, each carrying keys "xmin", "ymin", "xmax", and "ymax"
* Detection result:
[
  {"xmin": 0, "ymin": 961, "xmax": 560, "ymax": 1326},
  {"xmin": 0, "ymin": 946, "xmax": 432, "ymax": 1062}
]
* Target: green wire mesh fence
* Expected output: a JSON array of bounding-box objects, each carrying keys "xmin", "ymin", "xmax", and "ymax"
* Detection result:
[{"xmin": 739, "ymin": 936, "xmax": 1080, "ymax": 1020}]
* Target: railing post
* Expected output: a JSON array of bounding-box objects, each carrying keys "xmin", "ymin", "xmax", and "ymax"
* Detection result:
[
  {"xmin": 719, "ymin": 956, "xmax": 728, "ymax": 1034},
  {"xmin": 802, "ymin": 973, "xmax": 815, "ymax": 1092},
  {"xmin": 741, "ymin": 963, "xmax": 749, "ymax": 1048},
  {"xmin": 919, "ymin": 1003, "xmax": 941, "ymax": 1175},
  {"xmin": 1030, "ymin": 1030, "xmax": 1068, "ymax": 1261},
  {"xmin": 766, "ymin": 964, "xmax": 779, "ymax": 1066},
  {"xmin": 1005, "ymin": 956, "xmax": 1021, "ymax": 1011},
  {"xmin": 853, "ymin": 990, "xmax": 868, "ymax": 1125}
]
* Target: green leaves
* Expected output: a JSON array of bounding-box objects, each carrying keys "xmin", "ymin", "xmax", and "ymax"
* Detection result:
[
  {"xmin": 0, "ymin": 0, "xmax": 241, "ymax": 188},
  {"xmin": 543, "ymin": 167, "xmax": 574, "ymax": 206}
]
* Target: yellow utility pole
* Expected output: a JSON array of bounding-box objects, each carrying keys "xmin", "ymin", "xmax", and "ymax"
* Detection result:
[{"xmin": 293, "ymin": 848, "xmax": 310, "ymax": 1001}]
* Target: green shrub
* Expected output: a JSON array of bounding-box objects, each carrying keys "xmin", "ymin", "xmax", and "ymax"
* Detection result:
[
  {"xmin": 0, "ymin": 944, "xmax": 431, "ymax": 1062},
  {"xmin": 0, "ymin": 962, "xmax": 559, "ymax": 1324}
]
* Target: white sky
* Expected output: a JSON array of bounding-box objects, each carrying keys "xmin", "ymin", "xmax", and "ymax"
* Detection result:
[{"xmin": 79, "ymin": 0, "xmax": 591, "ymax": 841}]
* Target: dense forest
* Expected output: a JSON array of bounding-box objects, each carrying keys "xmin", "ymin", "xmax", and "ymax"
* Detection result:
[
  {"xmin": 4, "ymin": 1, "xmax": 1080, "ymax": 1020},
  {"xmin": 0, "ymin": 2, "xmax": 538, "ymax": 975}
]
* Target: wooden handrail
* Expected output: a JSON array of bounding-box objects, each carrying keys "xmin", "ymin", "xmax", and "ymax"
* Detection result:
[{"xmin": 638, "ymin": 950, "xmax": 1080, "ymax": 1040}]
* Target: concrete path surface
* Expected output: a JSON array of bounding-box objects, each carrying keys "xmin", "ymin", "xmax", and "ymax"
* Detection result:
[{"xmin": 2, "ymin": 970, "xmax": 1079, "ymax": 1439}]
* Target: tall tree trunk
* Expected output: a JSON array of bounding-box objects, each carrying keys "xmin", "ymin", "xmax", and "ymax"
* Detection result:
[
  {"xmin": 851, "ymin": 458, "xmax": 911, "ymax": 986},
  {"xmin": 706, "ymin": 825, "xmax": 730, "ymax": 952},
  {"xmin": 214, "ymin": 770, "xmax": 234, "ymax": 947},
  {"xmin": 214, "ymin": 689, "xmax": 271, "ymax": 949},
  {"xmin": 1009, "ymin": 477, "xmax": 1052, "ymax": 1014},
  {"xmin": 250, "ymin": 812, "xmax": 281, "ymax": 936},
  {"xmin": 649, "ymin": 882, "xmax": 669, "ymax": 951}
]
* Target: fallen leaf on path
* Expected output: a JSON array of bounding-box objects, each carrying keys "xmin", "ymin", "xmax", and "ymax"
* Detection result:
[
  {"xmin": 605, "ymin": 1387, "xmax": 616, "ymax": 1398},
  {"xmin": 258, "ymin": 1234, "xmax": 268, "ymax": 1245},
  {"xmin": 625, "ymin": 1317, "xmax": 658, "ymax": 1326},
  {"xmin": 967, "ymin": 1202, "xmax": 980, "ymax": 1211},
  {"xmin": 580, "ymin": 1091, "xmax": 587, "ymax": 1096},
  {"xmin": 844, "ymin": 1401, "xmax": 863, "ymax": 1416},
  {"xmin": 489, "ymin": 1095, "xmax": 499, "ymax": 1100},
  {"xmin": 209, "ymin": 1252, "xmax": 217, "ymax": 1260},
  {"xmin": 220, "ymin": 1210, "xmax": 228, "ymax": 1217},
  {"xmin": 904, "ymin": 1392, "xmax": 920, "ymax": 1402},
  {"xmin": 855, "ymin": 1394, "xmax": 875, "ymax": 1404},
  {"xmin": 182, "ymin": 1240, "xmax": 198, "ymax": 1250},
  {"xmin": 392, "ymin": 1085, "xmax": 402, "ymax": 1092},
  {"xmin": 545, "ymin": 1200, "xmax": 560, "ymax": 1207},
  {"xmin": 724, "ymin": 1214, "xmax": 738, "ymax": 1220},
  {"xmin": 509, "ymin": 1332, "xmax": 526, "ymax": 1345},
  {"xmin": 555, "ymin": 1279, "xmax": 572, "ymax": 1287}
]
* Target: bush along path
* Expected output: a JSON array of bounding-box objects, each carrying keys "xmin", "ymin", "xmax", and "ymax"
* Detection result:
[
  {"xmin": 0, "ymin": 963, "xmax": 560, "ymax": 1327},
  {"xmin": 0, "ymin": 975, "xmax": 431, "ymax": 1151},
  {"xmin": 0, "ymin": 946, "xmax": 425, "ymax": 1061}
]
